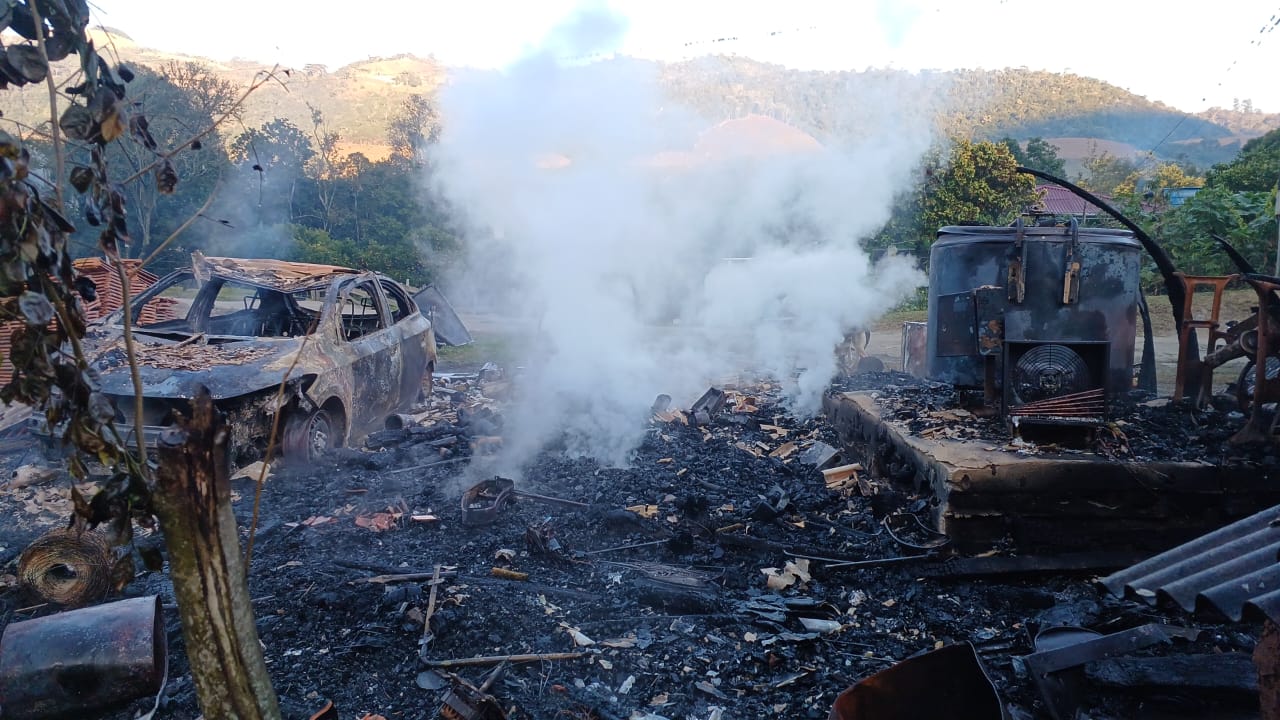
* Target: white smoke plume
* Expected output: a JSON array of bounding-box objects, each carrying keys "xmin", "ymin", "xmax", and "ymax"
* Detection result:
[{"xmin": 429, "ymin": 6, "xmax": 936, "ymax": 472}]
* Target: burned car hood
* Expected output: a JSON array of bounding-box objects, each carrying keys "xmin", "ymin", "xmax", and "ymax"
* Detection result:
[{"xmin": 89, "ymin": 334, "xmax": 321, "ymax": 401}]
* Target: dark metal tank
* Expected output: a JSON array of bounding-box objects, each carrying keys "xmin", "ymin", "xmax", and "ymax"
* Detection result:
[{"xmin": 925, "ymin": 224, "xmax": 1141, "ymax": 397}]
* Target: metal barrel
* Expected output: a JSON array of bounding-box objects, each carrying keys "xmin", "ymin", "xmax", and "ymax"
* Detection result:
[{"xmin": 0, "ymin": 595, "xmax": 167, "ymax": 719}]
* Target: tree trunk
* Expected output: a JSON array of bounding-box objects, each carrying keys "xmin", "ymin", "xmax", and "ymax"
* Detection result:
[{"xmin": 152, "ymin": 389, "xmax": 281, "ymax": 720}]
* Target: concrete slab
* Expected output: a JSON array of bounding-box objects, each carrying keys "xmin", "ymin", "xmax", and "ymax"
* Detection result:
[{"xmin": 824, "ymin": 391, "xmax": 1280, "ymax": 554}]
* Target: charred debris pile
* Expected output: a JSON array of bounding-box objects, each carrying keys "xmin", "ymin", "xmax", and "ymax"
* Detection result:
[
  {"xmin": 833, "ymin": 371, "xmax": 1278, "ymax": 466},
  {"xmin": 0, "ymin": 367, "xmax": 1255, "ymax": 720}
]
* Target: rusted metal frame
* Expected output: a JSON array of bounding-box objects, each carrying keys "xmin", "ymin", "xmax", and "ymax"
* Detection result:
[
  {"xmin": 1233, "ymin": 274, "xmax": 1280, "ymax": 443},
  {"xmin": 194, "ymin": 254, "xmax": 357, "ymax": 293},
  {"xmin": 1009, "ymin": 388, "xmax": 1106, "ymax": 418},
  {"xmin": 1171, "ymin": 272, "xmax": 1240, "ymax": 405}
]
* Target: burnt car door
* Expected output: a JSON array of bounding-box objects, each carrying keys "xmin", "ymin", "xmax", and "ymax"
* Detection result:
[
  {"xmin": 380, "ymin": 279, "xmax": 433, "ymax": 408},
  {"xmin": 335, "ymin": 276, "xmax": 403, "ymax": 432},
  {"xmin": 412, "ymin": 285, "xmax": 472, "ymax": 346}
]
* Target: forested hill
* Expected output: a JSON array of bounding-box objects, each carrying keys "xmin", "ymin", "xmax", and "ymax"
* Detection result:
[
  {"xmin": 8, "ymin": 31, "xmax": 1278, "ymax": 166},
  {"xmin": 659, "ymin": 57, "xmax": 1280, "ymax": 168}
]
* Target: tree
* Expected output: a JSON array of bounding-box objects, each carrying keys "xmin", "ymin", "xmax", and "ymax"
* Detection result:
[
  {"xmin": 1113, "ymin": 160, "xmax": 1203, "ymax": 203},
  {"xmin": 1079, "ymin": 148, "xmax": 1139, "ymax": 195},
  {"xmin": 869, "ymin": 139, "xmax": 1038, "ymax": 265},
  {"xmin": 0, "ymin": 5, "xmax": 281, "ymax": 717},
  {"xmin": 1206, "ymin": 126, "xmax": 1280, "ymax": 192},
  {"xmin": 919, "ymin": 139, "xmax": 1039, "ymax": 236},
  {"xmin": 387, "ymin": 93, "xmax": 440, "ymax": 165},
  {"xmin": 160, "ymin": 60, "xmax": 243, "ymax": 121},
  {"xmin": 1000, "ymin": 136, "xmax": 1066, "ymax": 177},
  {"xmin": 230, "ymin": 119, "xmax": 316, "ymax": 226},
  {"xmin": 1151, "ymin": 185, "xmax": 1275, "ymax": 282},
  {"xmin": 95, "ymin": 66, "xmax": 230, "ymax": 265},
  {"xmin": 303, "ymin": 105, "xmax": 342, "ymax": 232}
]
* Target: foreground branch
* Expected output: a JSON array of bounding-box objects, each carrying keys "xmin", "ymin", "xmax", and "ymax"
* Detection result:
[
  {"xmin": 152, "ymin": 390, "xmax": 280, "ymax": 720},
  {"xmin": 110, "ymin": 254, "xmax": 149, "ymax": 471},
  {"xmin": 28, "ymin": 0, "xmax": 64, "ymax": 212},
  {"xmin": 121, "ymin": 67, "xmax": 283, "ymax": 187}
]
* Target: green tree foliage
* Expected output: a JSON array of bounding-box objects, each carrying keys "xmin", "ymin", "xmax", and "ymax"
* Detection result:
[
  {"xmin": 870, "ymin": 139, "xmax": 1039, "ymax": 263},
  {"xmin": 228, "ymin": 119, "xmax": 315, "ymax": 227},
  {"xmin": 1112, "ymin": 161, "xmax": 1204, "ymax": 208},
  {"xmin": 921, "ymin": 139, "xmax": 1039, "ymax": 231},
  {"xmin": 1116, "ymin": 129, "xmax": 1278, "ymax": 290},
  {"xmin": 1205, "ymin": 126, "xmax": 1280, "ymax": 192},
  {"xmin": 193, "ymin": 96, "xmax": 456, "ymax": 287},
  {"xmin": 1146, "ymin": 186, "xmax": 1276, "ymax": 284},
  {"xmin": 1000, "ymin": 136, "xmax": 1066, "ymax": 177}
]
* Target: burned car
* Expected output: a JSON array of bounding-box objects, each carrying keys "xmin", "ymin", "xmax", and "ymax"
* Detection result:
[{"xmin": 61, "ymin": 255, "xmax": 444, "ymax": 465}]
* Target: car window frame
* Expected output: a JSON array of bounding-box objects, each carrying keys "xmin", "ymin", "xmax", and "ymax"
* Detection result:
[
  {"xmin": 378, "ymin": 279, "xmax": 417, "ymax": 325},
  {"xmin": 333, "ymin": 275, "xmax": 392, "ymax": 342}
]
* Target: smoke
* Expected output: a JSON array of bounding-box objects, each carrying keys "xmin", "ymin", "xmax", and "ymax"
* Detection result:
[{"xmin": 429, "ymin": 6, "xmax": 935, "ymax": 472}]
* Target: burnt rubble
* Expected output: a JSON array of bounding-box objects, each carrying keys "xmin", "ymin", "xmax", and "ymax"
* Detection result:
[
  {"xmin": 0, "ymin": 368, "xmax": 1272, "ymax": 719},
  {"xmin": 834, "ymin": 370, "xmax": 1280, "ymax": 466}
]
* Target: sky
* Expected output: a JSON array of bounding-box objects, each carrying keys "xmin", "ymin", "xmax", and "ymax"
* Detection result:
[{"xmin": 90, "ymin": 0, "xmax": 1280, "ymax": 113}]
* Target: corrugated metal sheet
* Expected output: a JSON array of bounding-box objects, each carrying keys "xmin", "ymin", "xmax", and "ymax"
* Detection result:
[{"xmin": 1101, "ymin": 504, "xmax": 1280, "ymax": 624}]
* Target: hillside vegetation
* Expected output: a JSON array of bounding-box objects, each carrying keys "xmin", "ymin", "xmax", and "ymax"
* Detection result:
[
  {"xmin": 6, "ymin": 32, "xmax": 1277, "ymax": 165},
  {"xmin": 661, "ymin": 57, "xmax": 1278, "ymax": 168}
]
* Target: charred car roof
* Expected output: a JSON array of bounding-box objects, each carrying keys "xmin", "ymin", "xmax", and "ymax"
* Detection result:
[{"xmin": 193, "ymin": 253, "xmax": 360, "ymax": 292}]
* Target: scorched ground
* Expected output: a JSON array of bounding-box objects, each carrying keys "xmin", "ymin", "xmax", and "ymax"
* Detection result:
[{"xmin": 0, "ymin": 367, "xmax": 1261, "ymax": 719}]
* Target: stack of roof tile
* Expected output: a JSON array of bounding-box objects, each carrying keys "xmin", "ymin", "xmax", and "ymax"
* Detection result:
[{"xmin": 0, "ymin": 258, "xmax": 178, "ymax": 385}]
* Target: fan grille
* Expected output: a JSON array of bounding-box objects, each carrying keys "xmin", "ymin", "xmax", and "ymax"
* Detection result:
[{"xmin": 1011, "ymin": 344, "xmax": 1093, "ymax": 404}]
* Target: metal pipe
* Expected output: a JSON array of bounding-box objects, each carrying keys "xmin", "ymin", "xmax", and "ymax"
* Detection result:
[{"xmin": 0, "ymin": 596, "xmax": 167, "ymax": 720}]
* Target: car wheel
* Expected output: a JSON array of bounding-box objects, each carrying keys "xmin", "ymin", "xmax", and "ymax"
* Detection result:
[{"xmin": 282, "ymin": 408, "xmax": 334, "ymax": 463}]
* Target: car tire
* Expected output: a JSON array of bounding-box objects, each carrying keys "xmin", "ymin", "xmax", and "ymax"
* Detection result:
[{"xmin": 282, "ymin": 408, "xmax": 335, "ymax": 463}]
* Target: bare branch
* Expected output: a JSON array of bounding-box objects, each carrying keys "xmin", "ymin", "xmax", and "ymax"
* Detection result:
[
  {"xmin": 28, "ymin": 0, "xmax": 65, "ymax": 212},
  {"xmin": 109, "ymin": 252, "xmax": 150, "ymax": 473}
]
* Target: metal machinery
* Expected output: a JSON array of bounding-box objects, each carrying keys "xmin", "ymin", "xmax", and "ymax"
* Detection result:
[
  {"xmin": 925, "ymin": 219, "xmax": 1142, "ymax": 433},
  {"xmin": 1173, "ymin": 269, "xmax": 1280, "ymax": 444}
]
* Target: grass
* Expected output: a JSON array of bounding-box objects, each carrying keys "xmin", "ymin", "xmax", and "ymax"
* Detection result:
[
  {"xmin": 874, "ymin": 307, "xmax": 927, "ymax": 331},
  {"xmin": 436, "ymin": 335, "xmax": 517, "ymax": 372}
]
